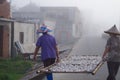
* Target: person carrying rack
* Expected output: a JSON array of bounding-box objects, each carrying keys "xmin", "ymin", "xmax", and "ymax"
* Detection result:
[{"xmin": 33, "ymin": 24, "xmax": 59, "ymax": 80}]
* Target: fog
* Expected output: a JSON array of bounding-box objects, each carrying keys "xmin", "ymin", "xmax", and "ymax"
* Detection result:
[
  {"xmin": 8, "ymin": 0, "xmax": 120, "ymax": 36},
  {"xmin": 7, "ymin": 1, "xmax": 120, "ymax": 79}
]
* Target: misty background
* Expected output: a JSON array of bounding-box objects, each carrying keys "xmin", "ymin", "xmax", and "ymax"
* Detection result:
[
  {"xmin": 6, "ymin": 1, "xmax": 120, "ymax": 80},
  {"xmin": 8, "ymin": 0, "xmax": 120, "ymax": 36}
]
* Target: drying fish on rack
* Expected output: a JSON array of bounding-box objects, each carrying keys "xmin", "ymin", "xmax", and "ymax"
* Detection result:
[{"xmin": 37, "ymin": 55, "xmax": 105, "ymax": 75}]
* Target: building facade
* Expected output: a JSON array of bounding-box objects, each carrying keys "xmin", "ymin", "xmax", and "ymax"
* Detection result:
[
  {"xmin": 12, "ymin": 3, "xmax": 41, "ymax": 23},
  {"xmin": 0, "ymin": 18, "xmax": 12, "ymax": 58},
  {"xmin": 12, "ymin": 4, "xmax": 82, "ymax": 45},
  {"xmin": 40, "ymin": 7, "xmax": 82, "ymax": 44},
  {"xmin": 0, "ymin": 18, "xmax": 37, "ymax": 58},
  {"xmin": 0, "ymin": 0, "xmax": 10, "ymax": 18}
]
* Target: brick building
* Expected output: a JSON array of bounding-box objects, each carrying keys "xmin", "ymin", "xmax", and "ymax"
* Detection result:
[
  {"xmin": 0, "ymin": 0, "xmax": 10, "ymax": 18},
  {"xmin": 12, "ymin": 4, "xmax": 82, "ymax": 44},
  {"xmin": 0, "ymin": 18, "xmax": 37, "ymax": 58}
]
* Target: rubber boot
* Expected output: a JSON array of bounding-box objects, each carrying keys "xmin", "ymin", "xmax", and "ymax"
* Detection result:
[{"xmin": 46, "ymin": 73, "xmax": 53, "ymax": 80}]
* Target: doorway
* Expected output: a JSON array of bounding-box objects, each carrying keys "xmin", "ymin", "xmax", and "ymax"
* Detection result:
[{"xmin": 0, "ymin": 26, "xmax": 3, "ymax": 57}]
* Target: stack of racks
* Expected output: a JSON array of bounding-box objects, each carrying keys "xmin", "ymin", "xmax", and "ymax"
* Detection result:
[{"xmin": 38, "ymin": 55, "xmax": 104, "ymax": 75}]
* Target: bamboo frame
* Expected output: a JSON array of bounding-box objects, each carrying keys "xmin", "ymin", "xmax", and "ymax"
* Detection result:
[
  {"xmin": 37, "ymin": 61, "xmax": 105, "ymax": 75},
  {"xmin": 91, "ymin": 60, "xmax": 105, "ymax": 75},
  {"xmin": 36, "ymin": 55, "xmax": 105, "ymax": 75}
]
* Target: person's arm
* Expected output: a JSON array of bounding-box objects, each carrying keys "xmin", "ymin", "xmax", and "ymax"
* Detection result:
[
  {"xmin": 55, "ymin": 45, "xmax": 59, "ymax": 62},
  {"xmin": 102, "ymin": 37, "xmax": 111, "ymax": 59},
  {"xmin": 102, "ymin": 47, "xmax": 109, "ymax": 59},
  {"xmin": 33, "ymin": 46, "xmax": 40, "ymax": 60}
]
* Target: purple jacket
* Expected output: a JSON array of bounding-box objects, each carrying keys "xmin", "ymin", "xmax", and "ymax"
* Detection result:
[{"xmin": 36, "ymin": 34, "xmax": 57, "ymax": 61}]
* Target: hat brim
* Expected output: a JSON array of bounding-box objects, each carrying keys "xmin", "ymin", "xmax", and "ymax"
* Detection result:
[
  {"xmin": 37, "ymin": 29, "xmax": 52, "ymax": 33},
  {"xmin": 104, "ymin": 31, "xmax": 120, "ymax": 35}
]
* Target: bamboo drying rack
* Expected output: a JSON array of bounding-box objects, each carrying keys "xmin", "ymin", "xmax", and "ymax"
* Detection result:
[{"xmin": 36, "ymin": 56, "xmax": 105, "ymax": 75}]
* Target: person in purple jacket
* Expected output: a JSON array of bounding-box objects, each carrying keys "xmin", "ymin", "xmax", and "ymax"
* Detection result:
[{"xmin": 33, "ymin": 24, "xmax": 59, "ymax": 80}]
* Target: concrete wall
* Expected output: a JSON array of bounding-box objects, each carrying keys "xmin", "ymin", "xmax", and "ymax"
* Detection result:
[
  {"xmin": 40, "ymin": 7, "xmax": 82, "ymax": 44},
  {"xmin": 12, "ymin": 6, "xmax": 82, "ymax": 44},
  {"xmin": 0, "ymin": 18, "xmax": 38, "ymax": 58},
  {"xmin": 14, "ymin": 22, "xmax": 36, "ymax": 53}
]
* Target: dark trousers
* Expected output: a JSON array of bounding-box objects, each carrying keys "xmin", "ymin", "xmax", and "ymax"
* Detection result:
[
  {"xmin": 107, "ymin": 62, "xmax": 120, "ymax": 80},
  {"xmin": 43, "ymin": 58, "xmax": 55, "ymax": 80},
  {"xmin": 43, "ymin": 58, "xmax": 55, "ymax": 67}
]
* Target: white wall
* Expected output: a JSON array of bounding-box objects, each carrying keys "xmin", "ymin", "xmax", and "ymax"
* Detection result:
[{"xmin": 14, "ymin": 22, "xmax": 36, "ymax": 53}]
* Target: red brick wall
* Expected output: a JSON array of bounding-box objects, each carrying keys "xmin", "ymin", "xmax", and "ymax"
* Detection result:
[{"xmin": 0, "ymin": 1, "xmax": 10, "ymax": 18}]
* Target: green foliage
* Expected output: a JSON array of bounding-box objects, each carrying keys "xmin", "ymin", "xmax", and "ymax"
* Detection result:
[
  {"xmin": 0, "ymin": 73, "xmax": 10, "ymax": 80},
  {"xmin": 10, "ymin": 55, "xmax": 24, "ymax": 61},
  {"xmin": 0, "ymin": 57, "xmax": 34, "ymax": 80}
]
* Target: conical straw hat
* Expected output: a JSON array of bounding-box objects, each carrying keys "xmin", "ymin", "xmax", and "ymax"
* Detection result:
[{"xmin": 104, "ymin": 25, "xmax": 120, "ymax": 35}]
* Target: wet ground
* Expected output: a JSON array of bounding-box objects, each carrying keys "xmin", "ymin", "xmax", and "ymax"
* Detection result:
[
  {"xmin": 52, "ymin": 35, "xmax": 120, "ymax": 80},
  {"xmin": 20, "ymin": 44, "xmax": 73, "ymax": 80},
  {"xmin": 23, "ymin": 35, "xmax": 120, "ymax": 80}
]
